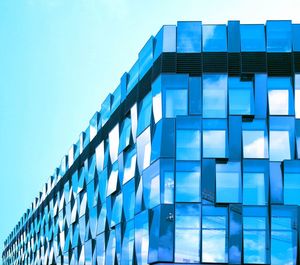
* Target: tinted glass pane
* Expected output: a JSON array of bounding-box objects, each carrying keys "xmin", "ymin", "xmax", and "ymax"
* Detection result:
[
  {"xmin": 229, "ymin": 78, "xmax": 254, "ymax": 115},
  {"xmin": 284, "ymin": 173, "xmax": 300, "ymax": 205},
  {"xmin": 216, "ymin": 162, "xmax": 241, "ymax": 203},
  {"xmin": 270, "ymin": 131, "xmax": 291, "ymax": 161},
  {"xmin": 203, "ymin": 130, "xmax": 226, "ymax": 158},
  {"xmin": 177, "ymin": 21, "xmax": 202, "ymax": 53},
  {"xmin": 243, "ymin": 131, "xmax": 268, "ymax": 159},
  {"xmin": 203, "ymin": 74, "xmax": 227, "ymax": 118},
  {"xmin": 165, "ymin": 89, "xmax": 188, "ymax": 118},
  {"xmin": 202, "ymin": 25, "xmax": 227, "ymax": 52},
  {"xmin": 176, "ymin": 130, "xmax": 201, "ymax": 160},
  {"xmin": 243, "ymin": 173, "xmax": 266, "ymax": 205},
  {"xmin": 267, "ymin": 21, "xmax": 292, "ymax": 52},
  {"xmin": 202, "ymin": 208, "xmax": 228, "ymax": 263},
  {"xmin": 240, "ymin": 25, "xmax": 265, "ymax": 52},
  {"xmin": 176, "ymin": 162, "xmax": 201, "ymax": 202},
  {"xmin": 175, "ymin": 204, "xmax": 201, "ymax": 263}
]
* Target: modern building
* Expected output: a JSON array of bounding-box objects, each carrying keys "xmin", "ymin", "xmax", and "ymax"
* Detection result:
[{"xmin": 2, "ymin": 20, "xmax": 300, "ymax": 265}]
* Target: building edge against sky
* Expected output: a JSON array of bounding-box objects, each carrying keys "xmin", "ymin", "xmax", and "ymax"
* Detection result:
[{"xmin": 2, "ymin": 20, "xmax": 300, "ymax": 264}]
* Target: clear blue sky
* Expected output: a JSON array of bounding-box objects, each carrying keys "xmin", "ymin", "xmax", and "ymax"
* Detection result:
[{"xmin": 0, "ymin": 0, "xmax": 299, "ymax": 257}]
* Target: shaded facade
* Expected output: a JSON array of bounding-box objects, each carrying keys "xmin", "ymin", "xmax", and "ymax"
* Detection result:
[{"xmin": 3, "ymin": 20, "xmax": 300, "ymax": 265}]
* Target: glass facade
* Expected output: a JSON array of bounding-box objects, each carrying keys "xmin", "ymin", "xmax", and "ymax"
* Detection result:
[{"xmin": 3, "ymin": 21, "xmax": 300, "ymax": 265}]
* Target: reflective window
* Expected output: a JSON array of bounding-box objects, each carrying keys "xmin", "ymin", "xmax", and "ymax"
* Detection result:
[
  {"xmin": 121, "ymin": 220, "xmax": 134, "ymax": 264},
  {"xmin": 127, "ymin": 61, "xmax": 139, "ymax": 94},
  {"xmin": 270, "ymin": 116, "xmax": 294, "ymax": 162},
  {"xmin": 242, "ymin": 119, "xmax": 268, "ymax": 159},
  {"xmin": 229, "ymin": 77, "xmax": 254, "ymax": 115},
  {"xmin": 138, "ymin": 37, "xmax": 153, "ymax": 79},
  {"xmin": 270, "ymin": 131, "xmax": 291, "ymax": 161},
  {"xmin": 108, "ymin": 124, "xmax": 119, "ymax": 163},
  {"xmin": 175, "ymin": 204, "xmax": 201, "ymax": 263},
  {"xmin": 268, "ymin": 78, "xmax": 293, "ymax": 116},
  {"xmin": 202, "ymin": 25, "xmax": 227, "ymax": 52},
  {"xmin": 123, "ymin": 147, "xmax": 137, "ymax": 184},
  {"xmin": 240, "ymin": 25, "xmax": 265, "ymax": 52},
  {"xmin": 216, "ymin": 162, "xmax": 241, "ymax": 203},
  {"xmin": 189, "ymin": 77, "xmax": 202, "ymax": 115},
  {"xmin": 202, "ymin": 206, "xmax": 228, "ymax": 263},
  {"xmin": 176, "ymin": 130, "xmax": 201, "ymax": 160},
  {"xmin": 154, "ymin": 25, "xmax": 176, "ymax": 60},
  {"xmin": 284, "ymin": 161, "xmax": 300, "ymax": 205},
  {"xmin": 143, "ymin": 161, "xmax": 160, "ymax": 209},
  {"xmin": 243, "ymin": 207, "xmax": 268, "ymax": 264},
  {"xmin": 176, "ymin": 162, "xmax": 201, "ymax": 202},
  {"xmin": 119, "ymin": 117, "xmax": 131, "ymax": 153},
  {"xmin": 203, "ymin": 74, "xmax": 227, "ymax": 118},
  {"xmin": 135, "ymin": 211, "xmax": 149, "ymax": 265},
  {"xmin": 243, "ymin": 173, "xmax": 266, "ymax": 205},
  {"xmin": 123, "ymin": 179, "xmax": 135, "ymax": 221},
  {"xmin": 266, "ymin": 21, "xmax": 292, "ymax": 52},
  {"xmin": 111, "ymin": 193, "xmax": 122, "ymax": 227},
  {"xmin": 177, "ymin": 21, "xmax": 202, "ymax": 53},
  {"xmin": 271, "ymin": 207, "xmax": 297, "ymax": 265},
  {"xmin": 137, "ymin": 93, "xmax": 152, "ymax": 136},
  {"xmin": 165, "ymin": 89, "xmax": 188, "ymax": 118},
  {"xmin": 107, "ymin": 162, "xmax": 118, "ymax": 196},
  {"xmin": 243, "ymin": 160, "xmax": 268, "ymax": 205},
  {"xmin": 203, "ymin": 130, "xmax": 227, "ymax": 158},
  {"xmin": 293, "ymin": 24, "xmax": 300, "ymax": 51},
  {"xmin": 136, "ymin": 127, "xmax": 151, "ymax": 173}
]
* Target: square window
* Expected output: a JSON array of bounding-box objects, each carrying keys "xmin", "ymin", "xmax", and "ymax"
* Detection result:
[
  {"xmin": 243, "ymin": 130, "xmax": 268, "ymax": 159},
  {"xmin": 176, "ymin": 130, "xmax": 201, "ymax": 160},
  {"xmin": 203, "ymin": 130, "xmax": 226, "ymax": 158}
]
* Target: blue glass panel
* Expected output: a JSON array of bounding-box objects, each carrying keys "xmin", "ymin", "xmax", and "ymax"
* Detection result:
[
  {"xmin": 228, "ymin": 21, "xmax": 240, "ymax": 52},
  {"xmin": 271, "ymin": 206, "xmax": 297, "ymax": 265},
  {"xmin": 175, "ymin": 204, "xmax": 201, "ymax": 263},
  {"xmin": 284, "ymin": 160, "xmax": 300, "ymax": 205},
  {"xmin": 143, "ymin": 161, "xmax": 160, "ymax": 209},
  {"xmin": 107, "ymin": 162, "xmax": 118, "ymax": 196},
  {"xmin": 269, "ymin": 117, "xmax": 294, "ymax": 162},
  {"xmin": 189, "ymin": 77, "xmax": 202, "ymax": 115},
  {"xmin": 243, "ymin": 160, "xmax": 268, "ymax": 206},
  {"xmin": 202, "ymin": 25, "xmax": 227, "ymax": 52},
  {"xmin": 154, "ymin": 25, "xmax": 176, "ymax": 60},
  {"xmin": 110, "ymin": 193, "xmax": 122, "ymax": 227},
  {"xmin": 243, "ymin": 207, "xmax": 268, "ymax": 264},
  {"xmin": 176, "ymin": 129, "xmax": 201, "ymax": 160},
  {"xmin": 127, "ymin": 61, "xmax": 139, "ymax": 94},
  {"xmin": 229, "ymin": 77, "xmax": 254, "ymax": 115},
  {"xmin": 268, "ymin": 77, "xmax": 293, "ymax": 116},
  {"xmin": 138, "ymin": 37, "xmax": 154, "ymax": 79},
  {"xmin": 203, "ymin": 129, "xmax": 227, "ymax": 158},
  {"xmin": 177, "ymin": 21, "xmax": 202, "ymax": 53},
  {"xmin": 123, "ymin": 147, "xmax": 136, "ymax": 184},
  {"xmin": 135, "ymin": 211, "xmax": 149, "ymax": 265},
  {"xmin": 136, "ymin": 127, "xmax": 151, "ymax": 173},
  {"xmin": 100, "ymin": 94, "xmax": 111, "ymax": 126},
  {"xmin": 293, "ymin": 24, "xmax": 300, "ymax": 51},
  {"xmin": 121, "ymin": 220, "xmax": 134, "ymax": 264},
  {"xmin": 266, "ymin": 21, "xmax": 292, "ymax": 52},
  {"xmin": 123, "ymin": 179, "xmax": 135, "ymax": 221},
  {"xmin": 111, "ymin": 85, "xmax": 121, "ymax": 113},
  {"xmin": 216, "ymin": 162, "xmax": 241, "ymax": 203},
  {"xmin": 240, "ymin": 25, "xmax": 265, "ymax": 52},
  {"xmin": 118, "ymin": 117, "xmax": 131, "ymax": 153},
  {"xmin": 203, "ymin": 74, "xmax": 228, "ymax": 118},
  {"xmin": 176, "ymin": 161, "xmax": 201, "ymax": 202},
  {"xmin": 137, "ymin": 93, "xmax": 152, "ymax": 135},
  {"xmin": 242, "ymin": 119, "xmax": 269, "ymax": 159},
  {"xmin": 255, "ymin": 74, "xmax": 268, "ymax": 118},
  {"xmin": 202, "ymin": 206, "xmax": 228, "ymax": 263}
]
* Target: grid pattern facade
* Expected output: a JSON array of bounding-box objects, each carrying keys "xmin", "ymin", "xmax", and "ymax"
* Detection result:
[{"xmin": 3, "ymin": 20, "xmax": 300, "ymax": 265}]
